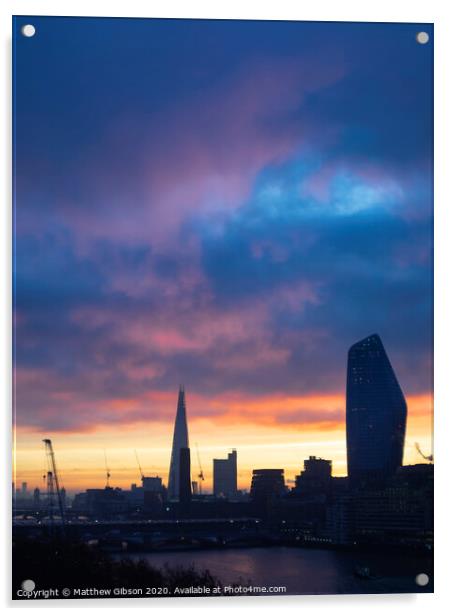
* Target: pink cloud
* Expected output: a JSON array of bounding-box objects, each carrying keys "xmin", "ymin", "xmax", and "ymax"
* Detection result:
[
  {"xmin": 70, "ymin": 271, "xmax": 319, "ymax": 359},
  {"xmin": 13, "ymin": 366, "xmax": 433, "ymax": 437},
  {"xmin": 27, "ymin": 54, "xmax": 346, "ymax": 252},
  {"xmin": 14, "ymin": 273, "xmax": 324, "ymax": 434}
]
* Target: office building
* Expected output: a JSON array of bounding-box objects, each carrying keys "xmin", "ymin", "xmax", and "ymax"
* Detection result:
[
  {"xmin": 346, "ymin": 334, "xmax": 407, "ymax": 483},
  {"xmin": 213, "ymin": 449, "xmax": 237, "ymax": 499},
  {"xmin": 179, "ymin": 447, "xmax": 192, "ymax": 505},
  {"xmin": 250, "ymin": 469, "xmax": 285, "ymax": 502},
  {"xmin": 294, "ymin": 456, "xmax": 332, "ymax": 495}
]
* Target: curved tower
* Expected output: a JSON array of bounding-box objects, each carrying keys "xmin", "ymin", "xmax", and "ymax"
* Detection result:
[{"xmin": 346, "ymin": 334, "xmax": 407, "ymax": 483}]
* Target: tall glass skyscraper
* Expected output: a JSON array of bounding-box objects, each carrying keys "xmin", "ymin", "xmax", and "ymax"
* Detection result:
[
  {"xmin": 168, "ymin": 386, "xmax": 190, "ymax": 500},
  {"xmin": 346, "ymin": 334, "xmax": 407, "ymax": 483}
]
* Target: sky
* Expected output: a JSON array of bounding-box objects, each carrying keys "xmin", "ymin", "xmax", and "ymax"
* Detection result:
[{"xmin": 13, "ymin": 17, "xmax": 433, "ymax": 492}]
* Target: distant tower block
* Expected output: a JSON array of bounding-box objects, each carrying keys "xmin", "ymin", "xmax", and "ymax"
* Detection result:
[
  {"xmin": 168, "ymin": 385, "xmax": 190, "ymax": 500},
  {"xmin": 346, "ymin": 334, "xmax": 407, "ymax": 483},
  {"xmin": 179, "ymin": 447, "xmax": 192, "ymax": 505},
  {"xmin": 213, "ymin": 449, "xmax": 238, "ymax": 499},
  {"xmin": 250, "ymin": 469, "xmax": 285, "ymax": 503}
]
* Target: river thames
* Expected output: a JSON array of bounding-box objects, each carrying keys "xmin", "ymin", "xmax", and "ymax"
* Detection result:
[{"xmin": 122, "ymin": 546, "xmax": 433, "ymax": 595}]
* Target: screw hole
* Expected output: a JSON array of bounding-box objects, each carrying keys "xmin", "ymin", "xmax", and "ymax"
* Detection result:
[
  {"xmin": 21, "ymin": 24, "xmax": 36, "ymax": 38},
  {"xmin": 21, "ymin": 579, "xmax": 36, "ymax": 591},
  {"xmin": 415, "ymin": 573, "xmax": 429, "ymax": 586},
  {"xmin": 416, "ymin": 31, "xmax": 429, "ymax": 45}
]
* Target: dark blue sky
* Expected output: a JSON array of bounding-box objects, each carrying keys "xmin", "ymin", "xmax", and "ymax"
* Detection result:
[{"xmin": 13, "ymin": 17, "xmax": 433, "ymax": 433}]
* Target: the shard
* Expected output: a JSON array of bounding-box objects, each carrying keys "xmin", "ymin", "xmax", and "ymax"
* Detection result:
[
  {"xmin": 167, "ymin": 385, "xmax": 190, "ymax": 500},
  {"xmin": 346, "ymin": 334, "xmax": 407, "ymax": 483}
]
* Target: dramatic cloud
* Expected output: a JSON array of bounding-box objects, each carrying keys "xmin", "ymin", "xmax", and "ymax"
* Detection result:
[{"xmin": 14, "ymin": 18, "xmax": 433, "ymax": 437}]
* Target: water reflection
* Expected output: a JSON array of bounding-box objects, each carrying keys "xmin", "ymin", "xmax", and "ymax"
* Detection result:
[{"xmin": 124, "ymin": 546, "xmax": 433, "ymax": 594}]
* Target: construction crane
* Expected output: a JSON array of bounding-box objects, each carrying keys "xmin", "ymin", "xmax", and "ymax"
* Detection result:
[
  {"xmin": 135, "ymin": 449, "xmax": 144, "ymax": 481},
  {"xmin": 43, "ymin": 439, "xmax": 65, "ymax": 527},
  {"xmin": 104, "ymin": 450, "xmax": 111, "ymax": 487},
  {"xmin": 415, "ymin": 442, "xmax": 434, "ymax": 462},
  {"xmin": 45, "ymin": 471, "xmax": 55, "ymax": 521},
  {"xmin": 195, "ymin": 443, "xmax": 204, "ymax": 495}
]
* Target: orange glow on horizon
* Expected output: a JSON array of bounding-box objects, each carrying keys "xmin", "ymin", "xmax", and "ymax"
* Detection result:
[{"xmin": 13, "ymin": 391, "xmax": 433, "ymax": 494}]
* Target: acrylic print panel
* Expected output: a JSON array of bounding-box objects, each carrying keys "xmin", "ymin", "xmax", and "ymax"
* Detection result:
[{"xmin": 12, "ymin": 16, "xmax": 433, "ymax": 600}]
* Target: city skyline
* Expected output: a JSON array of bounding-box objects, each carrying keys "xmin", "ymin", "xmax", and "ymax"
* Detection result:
[
  {"xmin": 13, "ymin": 18, "xmax": 433, "ymax": 493},
  {"xmin": 13, "ymin": 392, "xmax": 432, "ymax": 493},
  {"xmin": 14, "ymin": 352, "xmax": 432, "ymax": 494}
]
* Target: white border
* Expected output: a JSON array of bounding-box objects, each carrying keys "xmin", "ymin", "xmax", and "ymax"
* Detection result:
[{"xmin": 1, "ymin": 1, "xmax": 451, "ymax": 614}]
